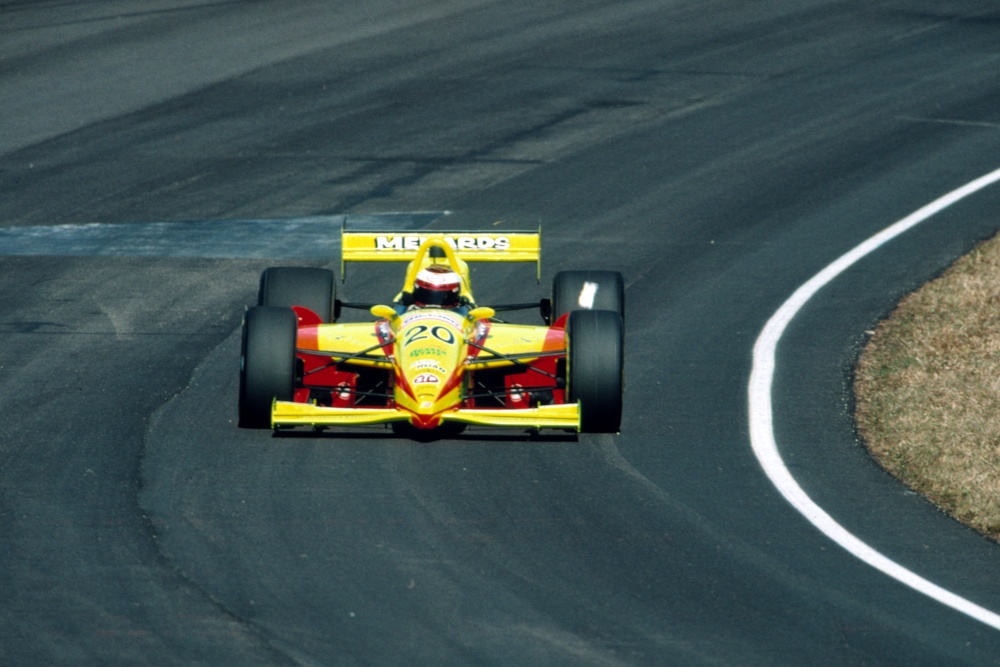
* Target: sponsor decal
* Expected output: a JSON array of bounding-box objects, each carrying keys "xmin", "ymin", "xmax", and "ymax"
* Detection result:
[
  {"xmin": 412, "ymin": 373, "xmax": 440, "ymax": 385},
  {"xmin": 408, "ymin": 347, "xmax": 448, "ymax": 358},
  {"xmin": 401, "ymin": 311, "xmax": 463, "ymax": 326},
  {"xmin": 410, "ymin": 360, "xmax": 447, "ymax": 373},
  {"xmin": 375, "ymin": 235, "xmax": 511, "ymax": 251}
]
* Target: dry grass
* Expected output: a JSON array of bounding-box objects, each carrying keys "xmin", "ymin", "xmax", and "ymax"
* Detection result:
[{"xmin": 855, "ymin": 232, "xmax": 1000, "ymax": 541}]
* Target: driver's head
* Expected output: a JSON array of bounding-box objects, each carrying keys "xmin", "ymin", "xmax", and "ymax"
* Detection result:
[{"xmin": 413, "ymin": 265, "xmax": 461, "ymax": 308}]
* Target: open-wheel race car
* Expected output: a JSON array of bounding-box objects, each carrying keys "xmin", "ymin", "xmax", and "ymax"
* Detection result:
[{"xmin": 238, "ymin": 227, "xmax": 624, "ymax": 435}]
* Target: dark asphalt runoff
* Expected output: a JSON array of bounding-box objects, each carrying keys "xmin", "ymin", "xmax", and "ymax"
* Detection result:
[{"xmin": 3, "ymin": 1, "xmax": 1000, "ymax": 664}]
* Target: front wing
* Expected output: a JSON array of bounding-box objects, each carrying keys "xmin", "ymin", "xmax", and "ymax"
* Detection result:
[{"xmin": 271, "ymin": 400, "xmax": 580, "ymax": 431}]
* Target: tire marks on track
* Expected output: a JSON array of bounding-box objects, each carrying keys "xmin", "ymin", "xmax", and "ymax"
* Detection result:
[{"xmin": 0, "ymin": 212, "xmax": 442, "ymax": 258}]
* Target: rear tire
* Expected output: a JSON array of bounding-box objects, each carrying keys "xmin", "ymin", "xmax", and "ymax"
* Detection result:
[
  {"xmin": 258, "ymin": 267, "xmax": 337, "ymax": 322},
  {"xmin": 567, "ymin": 309, "xmax": 624, "ymax": 433},
  {"xmin": 551, "ymin": 270, "xmax": 624, "ymax": 323},
  {"xmin": 239, "ymin": 306, "xmax": 297, "ymax": 429}
]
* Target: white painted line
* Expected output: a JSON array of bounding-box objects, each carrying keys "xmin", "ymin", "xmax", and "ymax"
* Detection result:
[{"xmin": 748, "ymin": 165, "xmax": 1000, "ymax": 629}]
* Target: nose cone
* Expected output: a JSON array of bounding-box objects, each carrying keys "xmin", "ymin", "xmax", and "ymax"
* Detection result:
[
  {"xmin": 405, "ymin": 374, "xmax": 453, "ymax": 429},
  {"xmin": 394, "ymin": 310, "xmax": 468, "ymax": 427},
  {"xmin": 413, "ymin": 374, "xmax": 447, "ymax": 409}
]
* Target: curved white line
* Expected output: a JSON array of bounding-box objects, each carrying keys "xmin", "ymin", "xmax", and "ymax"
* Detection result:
[{"xmin": 748, "ymin": 166, "xmax": 1000, "ymax": 629}]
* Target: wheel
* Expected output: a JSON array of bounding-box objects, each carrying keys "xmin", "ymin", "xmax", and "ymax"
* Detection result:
[
  {"xmin": 551, "ymin": 270, "xmax": 625, "ymax": 323},
  {"xmin": 258, "ymin": 267, "xmax": 337, "ymax": 322},
  {"xmin": 238, "ymin": 306, "xmax": 297, "ymax": 428},
  {"xmin": 566, "ymin": 309, "xmax": 624, "ymax": 433}
]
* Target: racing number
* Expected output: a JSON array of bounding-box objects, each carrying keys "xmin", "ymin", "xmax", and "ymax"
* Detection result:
[
  {"xmin": 431, "ymin": 326, "xmax": 456, "ymax": 345},
  {"xmin": 404, "ymin": 325, "xmax": 428, "ymax": 346},
  {"xmin": 403, "ymin": 325, "xmax": 455, "ymax": 346}
]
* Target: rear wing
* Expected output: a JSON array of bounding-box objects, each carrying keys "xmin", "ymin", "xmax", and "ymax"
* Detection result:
[{"xmin": 341, "ymin": 225, "xmax": 542, "ymax": 281}]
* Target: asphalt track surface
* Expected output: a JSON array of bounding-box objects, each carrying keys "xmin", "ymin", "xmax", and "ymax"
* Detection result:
[{"xmin": 3, "ymin": 1, "xmax": 1000, "ymax": 665}]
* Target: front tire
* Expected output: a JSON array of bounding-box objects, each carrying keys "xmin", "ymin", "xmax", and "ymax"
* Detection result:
[
  {"xmin": 551, "ymin": 270, "xmax": 625, "ymax": 323},
  {"xmin": 239, "ymin": 306, "xmax": 297, "ymax": 429},
  {"xmin": 567, "ymin": 309, "xmax": 624, "ymax": 433},
  {"xmin": 258, "ymin": 267, "xmax": 337, "ymax": 322}
]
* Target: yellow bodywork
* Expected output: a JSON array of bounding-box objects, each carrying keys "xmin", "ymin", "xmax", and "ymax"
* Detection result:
[{"xmin": 272, "ymin": 310, "xmax": 579, "ymax": 431}]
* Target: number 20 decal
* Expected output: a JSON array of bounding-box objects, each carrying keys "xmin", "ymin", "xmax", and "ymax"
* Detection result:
[{"xmin": 404, "ymin": 325, "xmax": 455, "ymax": 346}]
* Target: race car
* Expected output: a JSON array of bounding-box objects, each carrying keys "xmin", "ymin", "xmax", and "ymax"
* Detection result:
[{"xmin": 238, "ymin": 226, "xmax": 624, "ymax": 435}]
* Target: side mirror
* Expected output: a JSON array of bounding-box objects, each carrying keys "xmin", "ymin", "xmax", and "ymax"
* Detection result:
[
  {"xmin": 467, "ymin": 306, "xmax": 495, "ymax": 321},
  {"xmin": 370, "ymin": 304, "xmax": 397, "ymax": 320}
]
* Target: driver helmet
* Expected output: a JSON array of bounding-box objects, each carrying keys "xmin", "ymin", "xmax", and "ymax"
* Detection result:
[{"xmin": 413, "ymin": 265, "xmax": 462, "ymax": 308}]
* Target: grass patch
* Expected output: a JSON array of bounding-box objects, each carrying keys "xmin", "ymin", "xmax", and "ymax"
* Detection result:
[{"xmin": 855, "ymin": 232, "xmax": 1000, "ymax": 541}]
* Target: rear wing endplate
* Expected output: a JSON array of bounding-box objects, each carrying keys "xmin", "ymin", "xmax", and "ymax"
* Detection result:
[{"xmin": 341, "ymin": 224, "xmax": 541, "ymax": 280}]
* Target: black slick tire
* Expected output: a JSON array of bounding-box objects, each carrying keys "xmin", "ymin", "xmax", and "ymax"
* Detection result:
[
  {"xmin": 566, "ymin": 309, "xmax": 624, "ymax": 433},
  {"xmin": 258, "ymin": 267, "xmax": 337, "ymax": 322},
  {"xmin": 239, "ymin": 306, "xmax": 297, "ymax": 429},
  {"xmin": 551, "ymin": 270, "xmax": 625, "ymax": 323}
]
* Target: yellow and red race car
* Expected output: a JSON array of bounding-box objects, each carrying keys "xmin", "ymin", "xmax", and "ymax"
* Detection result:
[{"xmin": 238, "ymin": 227, "xmax": 623, "ymax": 435}]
